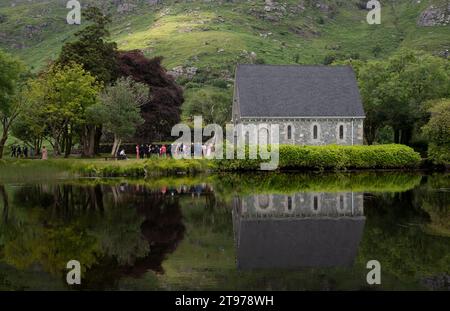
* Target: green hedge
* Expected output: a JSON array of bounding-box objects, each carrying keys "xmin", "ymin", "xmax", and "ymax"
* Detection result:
[{"xmin": 214, "ymin": 144, "xmax": 421, "ymax": 171}]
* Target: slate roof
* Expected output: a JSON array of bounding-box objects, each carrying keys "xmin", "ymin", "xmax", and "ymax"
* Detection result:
[{"xmin": 235, "ymin": 64, "xmax": 365, "ymax": 118}]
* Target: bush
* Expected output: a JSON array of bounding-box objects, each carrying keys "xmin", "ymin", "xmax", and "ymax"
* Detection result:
[{"xmin": 214, "ymin": 144, "xmax": 421, "ymax": 171}]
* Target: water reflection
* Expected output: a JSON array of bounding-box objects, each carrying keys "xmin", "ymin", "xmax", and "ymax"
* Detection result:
[
  {"xmin": 1, "ymin": 183, "xmax": 189, "ymax": 289},
  {"xmin": 233, "ymin": 193, "xmax": 365, "ymax": 269},
  {"xmin": 0, "ymin": 173, "xmax": 449, "ymax": 290}
]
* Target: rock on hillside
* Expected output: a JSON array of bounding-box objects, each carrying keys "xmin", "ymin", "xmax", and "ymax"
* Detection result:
[{"xmin": 418, "ymin": 3, "xmax": 450, "ymax": 26}]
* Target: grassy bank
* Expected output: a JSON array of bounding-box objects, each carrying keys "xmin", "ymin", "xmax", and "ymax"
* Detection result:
[
  {"xmin": 0, "ymin": 144, "xmax": 422, "ymax": 178},
  {"xmin": 0, "ymin": 158, "xmax": 211, "ymax": 179}
]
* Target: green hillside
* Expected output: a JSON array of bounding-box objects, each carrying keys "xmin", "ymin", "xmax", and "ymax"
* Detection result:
[{"xmin": 1, "ymin": 0, "xmax": 449, "ymax": 121}]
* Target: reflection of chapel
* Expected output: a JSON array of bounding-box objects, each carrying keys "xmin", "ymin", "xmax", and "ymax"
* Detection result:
[{"xmin": 232, "ymin": 192, "xmax": 365, "ymax": 269}]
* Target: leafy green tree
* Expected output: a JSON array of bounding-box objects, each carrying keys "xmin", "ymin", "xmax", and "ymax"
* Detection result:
[
  {"xmin": 0, "ymin": 49, "xmax": 25, "ymax": 159},
  {"xmin": 348, "ymin": 50, "xmax": 450, "ymax": 145},
  {"xmin": 58, "ymin": 6, "xmax": 117, "ymax": 84},
  {"xmin": 183, "ymin": 87, "xmax": 232, "ymax": 127},
  {"xmin": 92, "ymin": 77, "xmax": 147, "ymax": 156},
  {"xmin": 422, "ymin": 99, "xmax": 450, "ymax": 164},
  {"xmin": 58, "ymin": 6, "xmax": 118, "ymax": 156},
  {"xmin": 27, "ymin": 63, "xmax": 100, "ymax": 156}
]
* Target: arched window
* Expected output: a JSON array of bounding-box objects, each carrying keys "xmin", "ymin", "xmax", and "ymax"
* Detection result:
[
  {"xmin": 313, "ymin": 125, "xmax": 318, "ymax": 140},
  {"xmin": 287, "ymin": 125, "xmax": 292, "ymax": 140},
  {"xmin": 339, "ymin": 125, "xmax": 344, "ymax": 140},
  {"xmin": 313, "ymin": 196, "xmax": 319, "ymax": 211},
  {"xmin": 258, "ymin": 195, "xmax": 270, "ymax": 209}
]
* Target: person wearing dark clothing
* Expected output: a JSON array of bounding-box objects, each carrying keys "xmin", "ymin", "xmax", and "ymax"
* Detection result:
[
  {"xmin": 139, "ymin": 144, "xmax": 145, "ymax": 159},
  {"xmin": 144, "ymin": 144, "xmax": 150, "ymax": 158},
  {"xmin": 23, "ymin": 146, "xmax": 28, "ymax": 158},
  {"xmin": 16, "ymin": 146, "xmax": 22, "ymax": 158},
  {"xmin": 10, "ymin": 145, "xmax": 16, "ymax": 158}
]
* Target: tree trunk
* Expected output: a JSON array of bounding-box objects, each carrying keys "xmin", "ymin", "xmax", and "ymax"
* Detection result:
[
  {"xmin": 0, "ymin": 124, "xmax": 9, "ymax": 159},
  {"xmin": 0, "ymin": 137, "xmax": 7, "ymax": 160},
  {"xmin": 400, "ymin": 128, "xmax": 412, "ymax": 145},
  {"xmin": 64, "ymin": 133, "xmax": 72, "ymax": 158},
  {"xmin": 394, "ymin": 128, "xmax": 401, "ymax": 144},
  {"xmin": 53, "ymin": 140, "xmax": 61, "ymax": 156},
  {"xmin": 88, "ymin": 128, "xmax": 95, "ymax": 157},
  {"xmin": 0, "ymin": 185, "xmax": 9, "ymax": 223},
  {"xmin": 111, "ymin": 135, "xmax": 121, "ymax": 156},
  {"xmin": 82, "ymin": 125, "xmax": 96, "ymax": 158},
  {"xmin": 94, "ymin": 125, "xmax": 103, "ymax": 155}
]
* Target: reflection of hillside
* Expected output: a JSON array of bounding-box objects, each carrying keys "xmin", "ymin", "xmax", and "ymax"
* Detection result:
[{"xmin": 233, "ymin": 192, "xmax": 365, "ymax": 270}]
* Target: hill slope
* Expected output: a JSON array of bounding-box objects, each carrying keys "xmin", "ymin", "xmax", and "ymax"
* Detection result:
[{"xmin": 1, "ymin": 0, "xmax": 449, "ymax": 122}]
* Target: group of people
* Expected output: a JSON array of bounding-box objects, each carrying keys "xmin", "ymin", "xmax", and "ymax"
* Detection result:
[
  {"xmin": 134, "ymin": 144, "xmax": 170, "ymax": 160},
  {"xmin": 126, "ymin": 143, "xmax": 216, "ymax": 160},
  {"xmin": 10, "ymin": 144, "xmax": 35, "ymax": 158}
]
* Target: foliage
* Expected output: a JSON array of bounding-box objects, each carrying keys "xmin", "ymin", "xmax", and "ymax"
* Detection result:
[
  {"xmin": 183, "ymin": 86, "xmax": 232, "ymax": 126},
  {"xmin": 76, "ymin": 158, "xmax": 211, "ymax": 178},
  {"xmin": 344, "ymin": 50, "xmax": 450, "ymax": 145},
  {"xmin": 0, "ymin": 49, "xmax": 26, "ymax": 158},
  {"xmin": 422, "ymin": 99, "xmax": 450, "ymax": 165},
  {"xmin": 57, "ymin": 6, "xmax": 118, "ymax": 84},
  {"xmin": 25, "ymin": 62, "xmax": 101, "ymax": 155},
  {"xmin": 92, "ymin": 77, "xmax": 148, "ymax": 155},
  {"xmin": 211, "ymin": 172, "xmax": 422, "ymax": 196},
  {"xmin": 116, "ymin": 51, "xmax": 184, "ymax": 142},
  {"xmin": 214, "ymin": 144, "xmax": 422, "ymax": 171}
]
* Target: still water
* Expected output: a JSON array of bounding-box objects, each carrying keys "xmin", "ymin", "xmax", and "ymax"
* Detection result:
[{"xmin": 0, "ymin": 172, "xmax": 448, "ymax": 290}]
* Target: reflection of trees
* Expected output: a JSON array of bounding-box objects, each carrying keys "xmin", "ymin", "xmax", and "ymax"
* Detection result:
[
  {"xmin": 0, "ymin": 185, "xmax": 8, "ymax": 224},
  {"xmin": 0, "ymin": 183, "xmax": 186, "ymax": 290},
  {"xmin": 358, "ymin": 189, "xmax": 450, "ymax": 285},
  {"xmin": 416, "ymin": 175, "xmax": 450, "ymax": 236}
]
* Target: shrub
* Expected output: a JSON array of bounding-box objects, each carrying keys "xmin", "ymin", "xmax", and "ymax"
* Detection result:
[{"xmin": 214, "ymin": 144, "xmax": 421, "ymax": 171}]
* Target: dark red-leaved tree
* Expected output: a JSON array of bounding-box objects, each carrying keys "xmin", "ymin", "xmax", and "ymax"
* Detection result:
[{"xmin": 116, "ymin": 50, "xmax": 184, "ymax": 142}]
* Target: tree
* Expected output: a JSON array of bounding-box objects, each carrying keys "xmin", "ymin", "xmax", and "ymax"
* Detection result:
[
  {"xmin": 116, "ymin": 51, "xmax": 184, "ymax": 142},
  {"xmin": 92, "ymin": 77, "xmax": 147, "ymax": 156},
  {"xmin": 58, "ymin": 6, "xmax": 119, "ymax": 156},
  {"xmin": 346, "ymin": 50, "xmax": 450, "ymax": 145},
  {"xmin": 0, "ymin": 49, "xmax": 25, "ymax": 159},
  {"xmin": 352, "ymin": 60, "xmax": 389, "ymax": 145},
  {"xmin": 422, "ymin": 99, "xmax": 450, "ymax": 165},
  {"xmin": 383, "ymin": 51, "xmax": 450, "ymax": 144},
  {"xmin": 58, "ymin": 6, "xmax": 118, "ymax": 84},
  {"xmin": 27, "ymin": 63, "xmax": 100, "ymax": 156},
  {"xmin": 183, "ymin": 87, "xmax": 232, "ymax": 127}
]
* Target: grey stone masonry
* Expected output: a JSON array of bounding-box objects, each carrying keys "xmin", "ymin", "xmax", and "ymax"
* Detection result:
[{"xmin": 238, "ymin": 118, "xmax": 364, "ymax": 145}]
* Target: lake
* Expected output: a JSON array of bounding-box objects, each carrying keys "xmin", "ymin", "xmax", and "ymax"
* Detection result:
[{"xmin": 0, "ymin": 172, "xmax": 448, "ymax": 290}]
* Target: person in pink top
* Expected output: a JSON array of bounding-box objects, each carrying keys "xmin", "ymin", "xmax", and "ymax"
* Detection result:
[
  {"xmin": 160, "ymin": 145, "xmax": 167, "ymax": 158},
  {"xmin": 41, "ymin": 146, "xmax": 48, "ymax": 160},
  {"xmin": 136, "ymin": 144, "xmax": 140, "ymax": 160}
]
